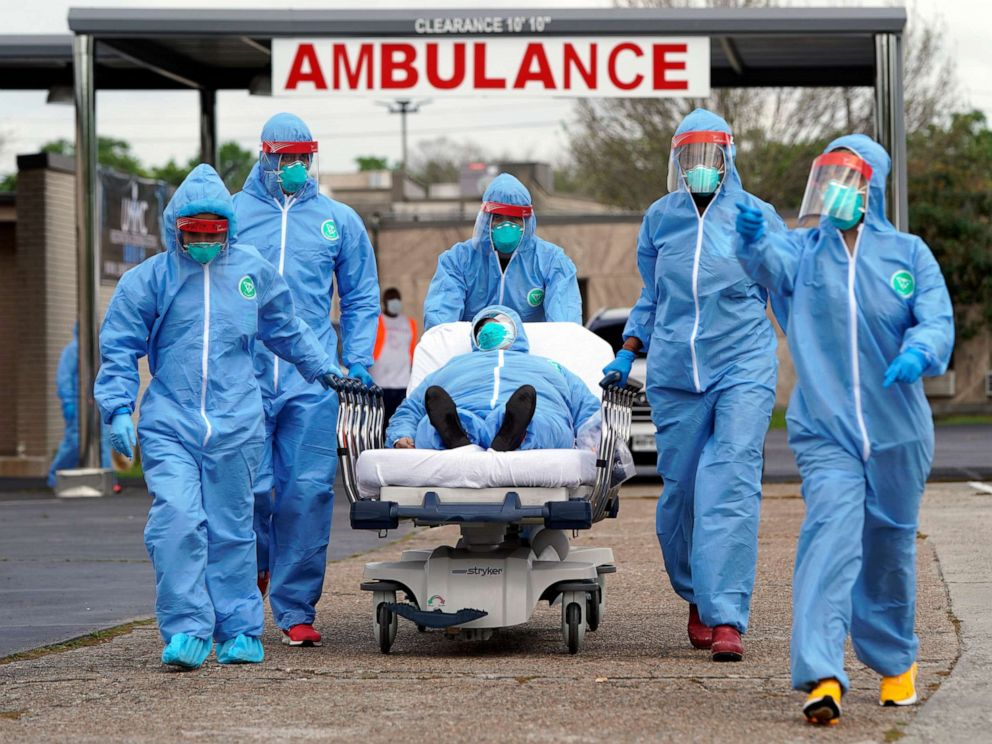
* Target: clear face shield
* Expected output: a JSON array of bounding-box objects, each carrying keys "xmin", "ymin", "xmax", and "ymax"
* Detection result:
[
  {"xmin": 667, "ymin": 130, "xmax": 732, "ymax": 195},
  {"xmin": 473, "ymin": 201, "xmax": 535, "ymax": 256},
  {"xmin": 176, "ymin": 216, "xmax": 229, "ymax": 265},
  {"xmin": 473, "ymin": 311, "xmax": 517, "ymax": 352},
  {"xmin": 260, "ymin": 140, "xmax": 320, "ymax": 196},
  {"xmin": 798, "ymin": 150, "xmax": 872, "ymax": 230}
]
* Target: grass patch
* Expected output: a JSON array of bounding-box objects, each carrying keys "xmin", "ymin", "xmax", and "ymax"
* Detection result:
[
  {"xmin": 884, "ymin": 727, "xmax": 905, "ymax": 742},
  {"xmin": 0, "ymin": 710, "xmax": 26, "ymax": 721},
  {"xmin": 934, "ymin": 415, "xmax": 992, "ymax": 426},
  {"xmin": 0, "ymin": 618, "xmax": 154, "ymax": 666},
  {"xmin": 768, "ymin": 408, "xmax": 787, "ymax": 430}
]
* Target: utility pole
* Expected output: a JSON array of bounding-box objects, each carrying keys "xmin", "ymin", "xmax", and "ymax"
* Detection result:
[{"xmin": 377, "ymin": 98, "xmax": 431, "ymax": 172}]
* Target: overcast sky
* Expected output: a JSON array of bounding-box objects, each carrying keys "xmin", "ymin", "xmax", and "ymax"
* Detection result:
[{"xmin": 1, "ymin": 0, "xmax": 989, "ymax": 178}]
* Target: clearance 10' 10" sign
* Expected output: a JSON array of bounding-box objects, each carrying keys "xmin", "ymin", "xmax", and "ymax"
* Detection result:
[{"xmin": 272, "ymin": 36, "xmax": 710, "ymax": 98}]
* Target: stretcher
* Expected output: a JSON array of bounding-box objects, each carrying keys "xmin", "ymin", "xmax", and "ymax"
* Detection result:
[{"xmin": 333, "ymin": 322, "xmax": 640, "ymax": 654}]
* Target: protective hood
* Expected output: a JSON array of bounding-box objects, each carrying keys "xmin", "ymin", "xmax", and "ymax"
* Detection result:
[
  {"xmin": 822, "ymin": 133, "xmax": 893, "ymax": 232},
  {"xmin": 161, "ymin": 163, "xmax": 237, "ymax": 253},
  {"xmin": 671, "ymin": 108, "xmax": 742, "ymax": 194},
  {"xmin": 471, "ymin": 173, "xmax": 537, "ymax": 254},
  {"xmin": 470, "ymin": 304, "xmax": 529, "ymax": 353},
  {"xmin": 243, "ymin": 111, "xmax": 318, "ymax": 202}
]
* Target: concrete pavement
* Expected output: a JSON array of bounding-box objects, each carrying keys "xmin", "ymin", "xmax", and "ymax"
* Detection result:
[
  {"xmin": 1, "ymin": 482, "xmax": 978, "ymax": 743},
  {"xmin": 0, "ymin": 487, "xmax": 409, "ymax": 658}
]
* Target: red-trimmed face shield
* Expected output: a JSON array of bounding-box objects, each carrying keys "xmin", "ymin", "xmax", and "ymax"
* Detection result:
[
  {"xmin": 481, "ymin": 201, "xmax": 534, "ymax": 218},
  {"xmin": 798, "ymin": 150, "xmax": 872, "ymax": 228},
  {"xmin": 260, "ymin": 140, "xmax": 319, "ymax": 195},
  {"xmin": 667, "ymin": 130, "xmax": 733, "ymax": 194},
  {"xmin": 177, "ymin": 217, "xmax": 228, "ymax": 235},
  {"xmin": 176, "ymin": 216, "xmax": 229, "ymax": 264}
]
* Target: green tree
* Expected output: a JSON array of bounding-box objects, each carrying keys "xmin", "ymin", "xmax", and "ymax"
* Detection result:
[
  {"xmin": 0, "ymin": 173, "xmax": 15, "ymax": 191},
  {"xmin": 355, "ymin": 155, "xmax": 390, "ymax": 171},
  {"xmin": 908, "ymin": 111, "xmax": 992, "ymax": 335},
  {"xmin": 150, "ymin": 142, "xmax": 254, "ymax": 191},
  {"xmin": 42, "ymin": 136, "xmax": 148, "ymax": 176}
]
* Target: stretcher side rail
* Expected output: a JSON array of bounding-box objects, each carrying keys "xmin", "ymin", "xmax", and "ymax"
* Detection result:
[
  {"xmin": 333, "ymin": 376, "xmax": 640, "ymax": 515},
  {"xmin": 332, "ymin": 378, "xmax": 384, "ymax": 504}
]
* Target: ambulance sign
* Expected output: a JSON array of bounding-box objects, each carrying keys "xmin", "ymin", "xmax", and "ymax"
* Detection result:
[{"xmin": 272, "ymin": 37, "xmax": 710, "ymax": 98}]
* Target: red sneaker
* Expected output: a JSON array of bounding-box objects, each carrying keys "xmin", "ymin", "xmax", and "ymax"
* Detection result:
[
  {"xmin": 687, "ymin": 604, "xmax": 713, "ymax": 650},
  {"xmin": 257, "ymin": 571, "xmax": 270, "ymax": 598},
  {"xmin": 112, "ymin": 484, "xmax": 123, "ymax": 494},
  {"xmin": 282, "ymin": 624, "xmax": 322, "ymax": 647},
  {"xmin": 711, "ymin": 625, "xmax": 743, "ymax": 661}
]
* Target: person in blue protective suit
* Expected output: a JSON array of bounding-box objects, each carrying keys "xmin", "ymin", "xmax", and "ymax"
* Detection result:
[
  {"xmin": 388, "ymin": 306, "xmax": 600, "ymax": 452},
  {"xmin": 233, "ymin": 113, "xmax": 380, "ymax": 648},
  {"xmin": 601, "ymin": 108, "xmax": 787, "ymax": 662},
  {"xmin": 734, "ymin": 134, "xmax": 953, "ymax": 726},
  {"xmin": 423, "ymin": 173, "xmax": 582, "ymax": 330},
  {"xmin": 94, "ymin": 163, "xmax": 340, "ymax": 670},
  {"xmin": 47, "ymin": 324, "xmax": 114, "ymax": 488}
]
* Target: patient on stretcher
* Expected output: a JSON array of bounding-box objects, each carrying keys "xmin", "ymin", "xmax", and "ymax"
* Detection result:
[{"xmin": 387, "ymin": 305, "xmax": 600, "ymax": 452}]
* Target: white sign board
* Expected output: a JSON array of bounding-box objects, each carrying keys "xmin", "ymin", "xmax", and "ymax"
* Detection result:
[{"xmin": 272, "ymin": 37, "xmax": 710, "ymax": 98}]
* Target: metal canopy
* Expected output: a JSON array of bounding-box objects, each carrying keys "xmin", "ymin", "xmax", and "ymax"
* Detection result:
[
  {"xmin": 38, "ymin": 5, "xmax": 908, "ymax": 469},
  {"xmin": 57, "ymin": 6, "xmax": 909, "ymax": 90}
]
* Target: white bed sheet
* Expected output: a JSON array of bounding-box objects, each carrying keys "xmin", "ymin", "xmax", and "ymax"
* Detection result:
[{"xmin": 356, "ymin": 446, "xmax": 598, "ymax": 500}]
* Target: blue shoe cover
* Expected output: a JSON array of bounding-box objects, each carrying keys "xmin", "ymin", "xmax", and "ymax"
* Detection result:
[
  {"xmin": 216, "ymin": 634, "xmax": 264, "ymax": 665},
  {"xmin": 161, "ymin": 633, "xmax": 212, "ymax": 669}
]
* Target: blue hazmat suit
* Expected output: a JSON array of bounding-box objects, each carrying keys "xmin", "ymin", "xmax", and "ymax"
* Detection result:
[
  {"xmin": 47, "ymin": 324, "xmax": 112, "ymax": 487},
  {"xmin": 94, "ymin": 163, "xmax": 334, "ymax": 645},
  {"xmin": 735, "ymin": 133, "xmax": 954, "ymax": 691},
  {"xmin": 423, "ymin": 174, "xmax": 582, "ymax": 329},
  {"xmin": 387, "ymin": 306, "xmax": 600, "ymax": 450},
  {"xmin": 233, "ymin": 112, "xmax": 380, "ymax": 630},
  {"xmin": 622, "ymin": 108, "xmax": 786, "ymax": 633}
]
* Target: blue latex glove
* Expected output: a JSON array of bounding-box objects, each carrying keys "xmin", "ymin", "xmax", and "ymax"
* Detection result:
[
  {"xmin": 348, "ymin": 364, "xmax": 375, "ymax": 387},
  {"xmin": 735, "ymin": 202, "xmax": 766, "ymax": 245},
  {"xmin": 110, "ymin": 408, "xmax": 136, "ymax": 458},
  {"xmin": 883, "ymin": 348, "xmax": 927, "ymax": 388},
  {"xmin": 601, "ymin": 349, "xmax": 636, "ymax": 387}
]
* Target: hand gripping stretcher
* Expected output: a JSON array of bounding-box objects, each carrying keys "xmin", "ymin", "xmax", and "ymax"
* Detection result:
[{"xmin": 332, "ymin": 322, "xmax": 641, "ymax": 654}]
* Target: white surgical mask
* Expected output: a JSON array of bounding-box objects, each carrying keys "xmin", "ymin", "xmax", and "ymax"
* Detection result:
[{"xmin": 385, "ymin": 298, "xmax": 402, "ymax": 315}]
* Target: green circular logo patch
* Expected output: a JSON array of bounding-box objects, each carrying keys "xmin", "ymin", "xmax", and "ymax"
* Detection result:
[
  {"xmin": 238, "ymin": 275, "xmax": 256, "ymax": 300},
  {"xmin": 890, "ymin": 270, "xmax": 915, "ymax": 298},
  {"xmin": 321, "ymin": 219, "xmax": 340, "ymax": 241},
  {"xmin": 527, "ymin": 288, "xmax": 545, "ymax": 307}
]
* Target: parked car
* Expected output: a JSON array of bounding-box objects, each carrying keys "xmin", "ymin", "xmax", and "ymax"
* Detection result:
[{"xmin": 586, "ymin": 307, "xmax": 657, "ymax": 476}]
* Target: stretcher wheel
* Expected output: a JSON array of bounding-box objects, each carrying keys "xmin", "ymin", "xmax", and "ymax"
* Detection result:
[
  {"xmin": 372, "ymin": 590, "xmax": 398, "ymax": 654},
  {"xmin": 561, "ymin": 591, "xmax": 586, "ymax": 654}
]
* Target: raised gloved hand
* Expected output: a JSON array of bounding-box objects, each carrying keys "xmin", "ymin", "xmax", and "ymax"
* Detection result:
[
  {"xmin": 348, "ymin": 364, "xmax": 375, "ymax": 387},
  {"xmin": 883, "ymin": 348, "xmax": 927, "ymax": 388},
  {"xmin": 601, "ymin": 349, "xmax": 636, "ymax": 387},
  {"xmin": 110, "ymin": 408, "xmax": 136, "ymax": 458},
  {"xmin": 735, "ymin": 202, "xmax": 766, "ymax": 245}
]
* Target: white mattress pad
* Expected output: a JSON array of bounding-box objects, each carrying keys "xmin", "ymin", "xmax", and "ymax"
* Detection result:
[{"xmin": 356, "ymin": 446, "xmax": 598, "ymax": 500}]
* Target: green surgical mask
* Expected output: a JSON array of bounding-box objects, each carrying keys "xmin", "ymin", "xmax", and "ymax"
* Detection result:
[
  {"xmin": 476, "ymin": 323, "xmax": 509, "ymax": 350},
  {"xmin": 279, "ymin": 161, "xmax": 308, "ymax": 194},
  {"xmin": 491, "ymin": 222, "xmax": 523, "ymax": 254},
  {"xmin": 186, "ymin": 242, "xmax": 223, "ymax": 265},
  {"xmin": 684, "ymin": 166, "xmax": 722, "ymax": 195},
  {"xmin": 823, "ymin": 182, "xmax": 865, "ymax": 230}
]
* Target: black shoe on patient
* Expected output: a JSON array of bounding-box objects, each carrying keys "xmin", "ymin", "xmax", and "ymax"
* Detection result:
[
  {"xmin": 491, "ymin": 385, "xmax": 537, "ymax": 452},
  {"xmin": 425, "ymin": 386, "xmax": 472, "ymax": 449}
]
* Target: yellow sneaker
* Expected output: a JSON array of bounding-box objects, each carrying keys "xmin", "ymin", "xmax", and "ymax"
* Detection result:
[
  {"xmin": 880, "ymin": 662, "xmax": 918, "ymax": 706},
  {"xmin": 803, "ymin": 679, "xmax": 842, "ymax": 726}
]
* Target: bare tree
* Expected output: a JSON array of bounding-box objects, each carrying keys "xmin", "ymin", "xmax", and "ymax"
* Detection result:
[{"xmin": 565, "ymin": 0, "xmax": 957, "ymax": 209}]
